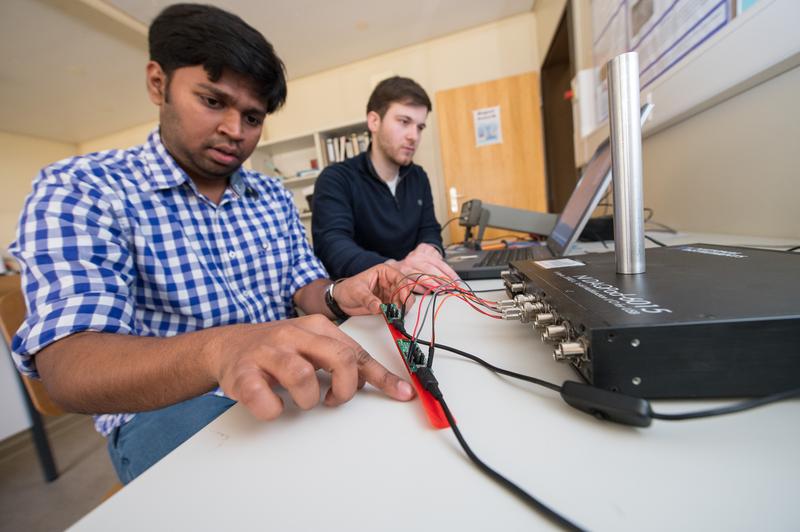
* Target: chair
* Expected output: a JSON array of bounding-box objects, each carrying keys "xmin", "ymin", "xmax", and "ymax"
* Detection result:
[
  {"xmin": 0, "ymin": 275, "xmax": 61, "ymax": 481},
  {"xmin": 0, "ymin": 275, "xmax": 124, "ymax": 496}
]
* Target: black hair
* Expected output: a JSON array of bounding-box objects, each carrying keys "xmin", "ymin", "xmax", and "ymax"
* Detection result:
[
  {"xmin": 366, "ymin": 76, "xmax": 432, "ymax": 118},
  {"xmin": 149, "ymin": 3, "xmax": 287, "ymax": 113}
]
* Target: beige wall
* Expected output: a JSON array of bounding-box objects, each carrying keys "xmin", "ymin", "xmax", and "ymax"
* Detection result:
[
  {"xmin": 534, "ymin": 0, "xmax": 568, "ymax": 66},
  {"xmin": 0, "ymin": 132, "xmax": 76, "ymax": 252},
  {"xmin": 79, "ymin": 120, "xmax": 157, "ymax": 154}
]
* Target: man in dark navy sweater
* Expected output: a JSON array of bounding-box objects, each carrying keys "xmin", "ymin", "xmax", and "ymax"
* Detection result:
[{"xmin": 312, "ymin": 76, "xmax": 458, "ymax": 281}]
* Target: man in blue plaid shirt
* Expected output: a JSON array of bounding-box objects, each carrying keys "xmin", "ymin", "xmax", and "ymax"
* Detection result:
[{"xmin": 10, "ymin": 4, "xmax": 414, "ymax": 484}]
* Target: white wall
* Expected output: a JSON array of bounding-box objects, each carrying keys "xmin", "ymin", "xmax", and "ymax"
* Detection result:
[{"xmin": 643, "ymin": 65, "xmax": 800, "ymax": 238}]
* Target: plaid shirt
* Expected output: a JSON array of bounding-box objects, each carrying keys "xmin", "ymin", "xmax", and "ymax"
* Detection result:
[{"xmin": 9, "ymin": 130, "xmax": 328, "ymax": 436}]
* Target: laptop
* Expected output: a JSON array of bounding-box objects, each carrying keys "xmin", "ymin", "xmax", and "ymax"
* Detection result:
[{"xmin": 446, "ymin": 103, "xmax": 653, "ymax": 280}]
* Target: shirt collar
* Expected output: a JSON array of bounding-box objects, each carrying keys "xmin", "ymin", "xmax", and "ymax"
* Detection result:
[{"xmin": 142, "ymin": 128, "xmax": 250, "ymax": 197}]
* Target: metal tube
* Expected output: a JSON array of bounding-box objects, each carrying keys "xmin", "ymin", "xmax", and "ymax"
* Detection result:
[{"xmin": 607, "ymin": 52, "xmax": 646, "ymax": 274}]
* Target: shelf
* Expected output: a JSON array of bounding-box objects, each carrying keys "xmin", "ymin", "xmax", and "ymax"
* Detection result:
[
  {"xmin": 252, "ymin": 119, "xmax": 367, "ymax": 243},
  {"xmin": 257, "ymin": 132, "xmax": 314, "ymax": 154},
  {"xmin": 281, "ymin": 173, "xmax": 320, "ymax": 187}
]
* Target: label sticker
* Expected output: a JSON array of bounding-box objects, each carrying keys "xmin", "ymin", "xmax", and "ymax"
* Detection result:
[{"xmin": 534, "ymin": 258, "xmax": 585, "ymax": 269}]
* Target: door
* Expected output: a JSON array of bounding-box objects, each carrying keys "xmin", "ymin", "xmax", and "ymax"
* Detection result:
[
  {"xmin": 541, "ymin": 10, "xmax": 578, "ymax": 212},
  {"xmin": 436, "ymin": 71, "xmax": 548, "ymax": 243}
]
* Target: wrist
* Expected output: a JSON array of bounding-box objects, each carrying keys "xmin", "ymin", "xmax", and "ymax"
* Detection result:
[{"xmin": 324, "ymin": 280, "xmax": 349, "ymax": 320}]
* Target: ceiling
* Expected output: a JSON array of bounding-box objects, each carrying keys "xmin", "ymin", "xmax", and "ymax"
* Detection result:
[{"xmin": 0, "ymin": 0, "xmax": 534, "ymax": 144}]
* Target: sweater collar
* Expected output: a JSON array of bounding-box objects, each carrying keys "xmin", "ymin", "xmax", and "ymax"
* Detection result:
[{"xmin": 362, "ymin": 145, "xmax": 413, "ymax": 185}]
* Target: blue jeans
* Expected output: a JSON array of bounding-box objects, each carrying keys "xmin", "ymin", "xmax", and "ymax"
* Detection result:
[{"xmin": 107, "ymin": 395, "xmax": 236, "ymax": 484}]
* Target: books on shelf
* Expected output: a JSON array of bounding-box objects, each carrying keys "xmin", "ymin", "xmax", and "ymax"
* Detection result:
[
  {"xmin": 295, "ymin": 168, "xmax": 320, "ymax": 178},
  {"xmin": 325, "ymin": 132, "xmax": 370, "ymax": 164}
]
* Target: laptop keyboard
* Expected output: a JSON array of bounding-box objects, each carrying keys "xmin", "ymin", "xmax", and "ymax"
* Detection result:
[{"xmin": 476, "ymin": 246, "xmax": 548, "ymax": 267}]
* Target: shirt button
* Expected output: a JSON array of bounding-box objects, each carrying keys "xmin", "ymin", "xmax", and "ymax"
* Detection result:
[
  {"xmin": 228, "ymin": 251, "xmax": 237, "ymax": 259},
  {"xmin": 262, "ymin": 242, "xmax": 271, "ymax": 252}
]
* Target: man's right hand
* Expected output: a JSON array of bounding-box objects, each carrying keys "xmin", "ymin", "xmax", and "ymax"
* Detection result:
[
  {"xmin": 207, "ymin": 315, "xmax": 415, "ymax": 420},
  {"xmin": 389, "ymin": 242, "xmax": 460, "ymax": 289}
]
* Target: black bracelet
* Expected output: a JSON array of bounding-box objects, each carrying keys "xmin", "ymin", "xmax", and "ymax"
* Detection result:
[{"xmin": 324, "ymin": 280, "xmax": 349, "ymax": 320}]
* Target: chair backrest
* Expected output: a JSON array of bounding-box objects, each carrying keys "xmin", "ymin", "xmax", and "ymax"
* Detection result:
[{"xmin": 0, "ymin": 275, "xmax": 64, "ymax": 416}]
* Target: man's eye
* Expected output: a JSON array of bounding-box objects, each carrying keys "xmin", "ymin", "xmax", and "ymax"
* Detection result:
[
  {"xmin": 204, "ymin": 97, "xmax": 221, "ymax": 108},
  {"xmin": 245, "ymin": 115, "xmax": 263, "ymax": 127}
]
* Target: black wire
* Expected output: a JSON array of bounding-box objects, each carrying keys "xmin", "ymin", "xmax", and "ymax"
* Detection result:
[
  {"xmin": 436, "ymin": 396, "xmax": 585, "ymax": 531},
  {"xmin": 786, "ymin": 245, "xmax": 800, "ymax": 252},
  {"xmin": 397, "ymin": 327, "xmax": 562, "ymax": 393},
  {"xmin": 651, "ymin": 387, "xmax": 800, "ymax": 420},
  {"xmin": 645, "ymin": 235, "xmax": 666, "ymax": 247},
  {"xmin": 440, "ymin": 216, "xmax": 460, "ymax": 233},
  {"xmin": 427, "ymin": 290, "xmax": 440, "ymax": 368}
]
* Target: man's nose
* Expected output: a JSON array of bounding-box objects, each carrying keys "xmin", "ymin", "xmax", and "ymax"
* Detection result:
[{"xmin": 218, "ymin": 109, "xmax": 244, "ymax": 140}]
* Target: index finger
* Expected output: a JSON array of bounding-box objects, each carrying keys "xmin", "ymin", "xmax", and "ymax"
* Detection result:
[{"xmin": 298, "ymin": 316, "xmax": 415, "ymax": 404}]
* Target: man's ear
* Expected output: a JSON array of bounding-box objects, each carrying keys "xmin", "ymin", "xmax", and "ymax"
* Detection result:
[
  {"xmin": 366, "ymin": 110, "xmax": 381, "ymax": 134},
  {"xmin": 145, "ymin": 61, "xmax": 168, "ymax": 105}
]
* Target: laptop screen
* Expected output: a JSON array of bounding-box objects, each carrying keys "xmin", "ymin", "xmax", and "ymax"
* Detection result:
[
  {"xmin": 546, "ymin": 140, "xmax": 612, "ymax": 255},
  {"xmin": 546, "ymin": 103, "xmax": 653, "ymax": 255}
]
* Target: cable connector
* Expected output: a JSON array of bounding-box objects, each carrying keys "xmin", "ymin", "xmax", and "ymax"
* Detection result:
[
  {"xmin": 560, "ymin": 381, "xmax": 652, "ymax": 427},
  {"xmin": 415, "ymin": 366, "xmax": 443, "ymax": 400}
]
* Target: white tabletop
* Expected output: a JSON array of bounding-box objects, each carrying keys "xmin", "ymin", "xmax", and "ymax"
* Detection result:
[{"xmin": 72, "ymin": 234, "xmax": 800, "ymax": 531}]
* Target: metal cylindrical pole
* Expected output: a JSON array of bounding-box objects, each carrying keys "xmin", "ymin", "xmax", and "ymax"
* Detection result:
[{"xmin": 607, "ymin": 52, "xmax": 646, "ymax": 274}]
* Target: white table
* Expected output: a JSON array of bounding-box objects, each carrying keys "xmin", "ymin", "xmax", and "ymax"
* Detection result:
[{"xmin": 72, "ymin": 234, "xmax": 800, "ymax": 531}]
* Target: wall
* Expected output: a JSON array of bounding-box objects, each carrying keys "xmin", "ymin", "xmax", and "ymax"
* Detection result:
[
  {"xmin": 78, "ymin": 120, "xmax": 157, "ymax": 154},
  {"xmin": 0, "ymin": 132, "xmax": 76, "ymax": 252},
  {"xmin": 643, "ymin": 65, "xmax": 800, "ymax": 238}
]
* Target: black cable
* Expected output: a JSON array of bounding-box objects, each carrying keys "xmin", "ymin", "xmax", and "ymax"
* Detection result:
[
  {"xmin": 650, "ymin": 387, "xmax": 800, "ymax": 420},
  {"xmin": 645, "ymin": 235, "xmax": 666, "ymax": 247},
  {"xmin": 397, "ymin": 327, "xmax": 562, "ymax": 393},
  {"xmin": 435, "ymin": 395, "xmax": 585, "ymax": 531},
  {"xmin": 786, "ymin": 245, "xmax": 800, "ymax": 252},
  {"xmin": 440, "ymin": 216, "xmax": 460, "ymax": 233}
]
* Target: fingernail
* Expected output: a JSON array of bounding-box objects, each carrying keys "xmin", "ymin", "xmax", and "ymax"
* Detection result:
[{"xmin": 398, "ymin": 380, "xmax": 414, "ymax": 399}]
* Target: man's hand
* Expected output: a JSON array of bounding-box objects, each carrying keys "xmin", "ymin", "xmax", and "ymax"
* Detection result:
[
  {"xmin": 333, "ymin": 263, "xmax": 415, "ymax": 316},
  {"xmin": 209, "ymin": 315, "xmax": 415, "ymax": 421},
  {"xmin": 389, "ymin": 243, "xmax": 459, "ymax": 290}
]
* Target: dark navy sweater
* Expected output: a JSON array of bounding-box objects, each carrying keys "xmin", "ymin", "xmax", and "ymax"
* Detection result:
[{"xmin": 312, "ymin": 151, "xmax": 443, "ymax": 279}]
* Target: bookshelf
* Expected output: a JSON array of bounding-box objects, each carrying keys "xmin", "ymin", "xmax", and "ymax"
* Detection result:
[{"xmin": 249, "ymin": 120, "xmax": 369, "ymax": 238}]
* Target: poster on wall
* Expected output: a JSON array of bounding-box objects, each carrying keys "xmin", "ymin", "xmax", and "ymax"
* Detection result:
[
  {"xmin": 631, "ymin": 0, "xmax": 731, "ymax": 89},
  {"xmin": 473, "ymin": 106, "xmax": 503, "ymax": 147},
  {"xmin": 591, "ymin": 0, "xmax": 628, "ymax": 124},
  {"xmin": 589, "ymin": 0, "xmax": 731, "ymax": 127}
]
